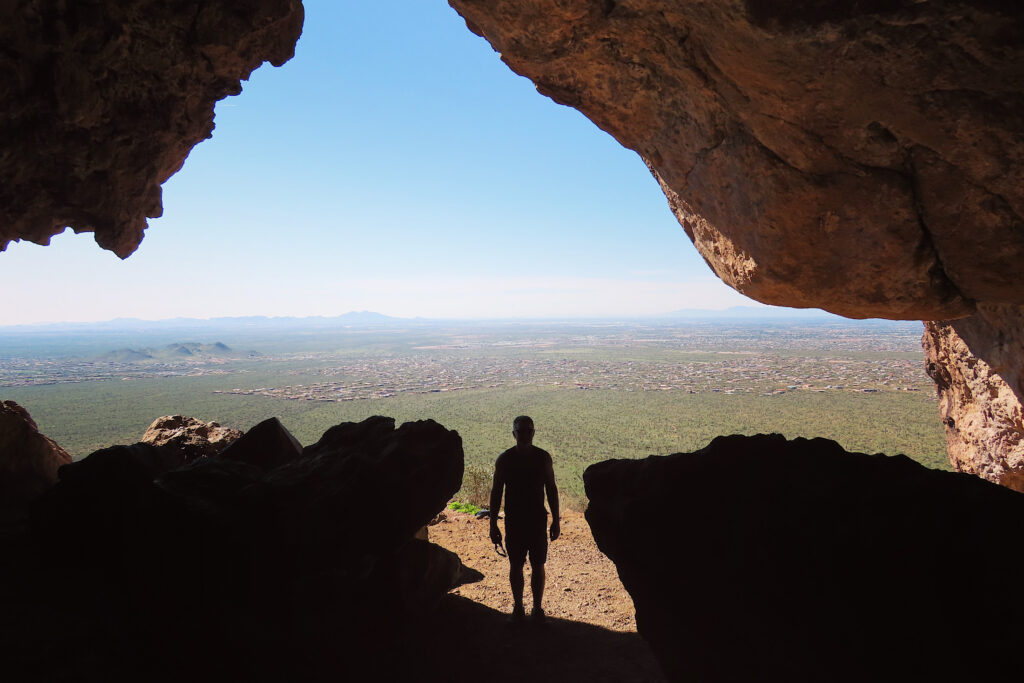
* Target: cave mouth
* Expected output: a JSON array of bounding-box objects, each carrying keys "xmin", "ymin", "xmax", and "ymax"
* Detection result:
[
  {"xmin": 0, "ymin": 1, "xmax": 954, "ymax": 479},
  {"xmin": 5, "ymin": 0, "xmax": 1024, "ymax": 494},
  {"xmin": 1, "ymin": 1, "xmax": 748, "ymax": 326},
  {"xmin": 5, "ymin": 2, "xmax": 1024, "ymax": 679}
]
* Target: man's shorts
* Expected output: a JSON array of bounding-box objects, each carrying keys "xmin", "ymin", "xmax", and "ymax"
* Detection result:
[{"xmin": 505, "ymin": 517, "xmax": 548, "ymax": 566}]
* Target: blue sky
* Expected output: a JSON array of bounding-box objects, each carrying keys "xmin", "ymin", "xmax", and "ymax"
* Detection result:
[{"xmin": 2, "ymin": 0, "xmax": 760, "ymax": 325}]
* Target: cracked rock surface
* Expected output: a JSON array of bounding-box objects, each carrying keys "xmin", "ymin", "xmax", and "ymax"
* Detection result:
[{"xmin": 924, "ymin": 305, "xmax": 1024, "ymax": 488}]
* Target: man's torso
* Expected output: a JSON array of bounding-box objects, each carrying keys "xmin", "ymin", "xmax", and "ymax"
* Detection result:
[{"xmin": 497, "ymin": 445, "xmax": 550, "ymax": 526}]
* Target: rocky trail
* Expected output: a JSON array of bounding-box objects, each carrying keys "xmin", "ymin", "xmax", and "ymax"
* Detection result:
[{"xmin": 420, "ymin": 509, "xmax": 666, "ymax": 682}]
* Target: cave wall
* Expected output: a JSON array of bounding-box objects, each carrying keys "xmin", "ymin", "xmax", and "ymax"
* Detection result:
[
  {"xmin": 446, "ymin": 0, "xmax": 1024, "ymax": 480},
  {"xmin": 0, "ymin": 0, "xmax": 303, "ymax": 257},
  {"xmin": 924, "ymin": 305, "xmax": 1024, "ymax": 488}
]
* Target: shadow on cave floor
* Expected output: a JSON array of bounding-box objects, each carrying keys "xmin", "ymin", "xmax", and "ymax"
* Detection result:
[{"xmin": 417, "ymin": 594, "xmax": 666, "ymax": 683}]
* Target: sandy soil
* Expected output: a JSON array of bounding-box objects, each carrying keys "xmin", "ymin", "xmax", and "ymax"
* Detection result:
[{"xmin": 422, "ymin": 508, "xmax": 667, "ymax": 683}]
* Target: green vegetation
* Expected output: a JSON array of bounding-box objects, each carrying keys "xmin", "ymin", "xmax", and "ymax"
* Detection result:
[
  {"xmin": 1, "ymin": 320, "xmax": 949, "ymax": 510},
  {"xmin": 5, "ymin": 380, "xmax": 947, "ymax": 508},
  {"xmin": 448, "ymin": 501, "xmax": 482, "ymax": 515}
]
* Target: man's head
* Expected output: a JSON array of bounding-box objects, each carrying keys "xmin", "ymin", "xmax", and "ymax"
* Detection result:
[{"xmin": 512, "ymin": 415, "xmax": 535, "ymax": 448}]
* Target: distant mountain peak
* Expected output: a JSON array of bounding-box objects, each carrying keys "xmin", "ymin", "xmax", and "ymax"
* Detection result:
[{"xmin": 95, "ymin": 341, "xmax": 239, "ymax": 362}]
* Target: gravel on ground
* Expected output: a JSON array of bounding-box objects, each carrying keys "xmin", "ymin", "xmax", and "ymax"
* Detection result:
[{"xmin": 422, "ymin": 508, "xmax": 667, "ymax": 683}]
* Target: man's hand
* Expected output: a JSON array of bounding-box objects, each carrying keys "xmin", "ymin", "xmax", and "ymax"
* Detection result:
[
  {"xmin": 550, "ymin": 517, "xmax": 560, "ymax": 541},
  {"xmin": 490, "ymin": 523, "xmax": 503, "ymax": 547}
]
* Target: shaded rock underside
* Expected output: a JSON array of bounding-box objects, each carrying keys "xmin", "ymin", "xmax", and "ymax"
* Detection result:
[{"xmin": 0, "ymin": 0, "xmax": 303, "ymax": 257}]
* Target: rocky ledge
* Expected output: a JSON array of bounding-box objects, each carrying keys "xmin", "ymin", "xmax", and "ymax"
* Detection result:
[{"xmin": 585, "ymin": 433, "xmax": 1024, "ymax": 682}]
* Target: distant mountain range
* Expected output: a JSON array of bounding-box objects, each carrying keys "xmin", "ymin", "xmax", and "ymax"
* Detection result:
[
  {"xmin": 97, "ymin": 342, "xmax": 259, "ymax": 362},
  {"xmin": 2, "ymin": 306, "xmax": 884, "ymax": 333}
]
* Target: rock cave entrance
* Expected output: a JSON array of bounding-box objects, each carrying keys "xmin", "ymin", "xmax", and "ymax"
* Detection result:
[
  {"xmin": 3, "ymin": 1, "xmax": 1024, "ymax": 681},
  {"xmin": 3, "ymin": 0, "xmax": 1021, "ymax": 486}
]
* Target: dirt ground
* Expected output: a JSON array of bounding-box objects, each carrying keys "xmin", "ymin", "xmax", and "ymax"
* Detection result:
[{"xmin": 422, "ymin": 508, "xmax": 667, "ymax": 683}]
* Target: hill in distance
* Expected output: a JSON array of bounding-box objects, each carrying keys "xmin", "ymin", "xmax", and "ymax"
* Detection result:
[{"xmin": 97, "ymin": 342, "xmax": 259, "ymax": 362}]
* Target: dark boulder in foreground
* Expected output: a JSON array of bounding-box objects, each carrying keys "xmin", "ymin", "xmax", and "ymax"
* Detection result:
[
  {"xmin": 4, "ymin": 416, "xmax": 471, "ymax": 682},
  {"xmin": 0, "ymin": 400, "xmax": 71, "ymax": 526},
  {"xmin": 218, "ymin": 416, "xmax": 302, "ymax": 469},
  {"xmin": 585, "ymin": 434, "xmax": 1024, "ymax": 683}
]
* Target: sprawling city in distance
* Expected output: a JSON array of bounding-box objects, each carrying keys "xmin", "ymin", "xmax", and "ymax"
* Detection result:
[{"xmin": 0, "ymin": 309, "xmax": 945, "ymax": 507}]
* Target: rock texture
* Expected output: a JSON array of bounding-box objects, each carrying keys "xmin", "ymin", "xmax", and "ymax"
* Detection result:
[
  {"xmin": 448, "ymin": 0, "xmax": 1022, "ymax": 321},
  {"xmin": 0, "ymin": 400, "xmax": 72, "ymax": 517},
  {"xmin": 924, "ymin": 305, "xmax": 1024, "ymax": 489},
  {"xmin": 140, "ymin": 415, "xmax": 243, "ymax": 462},
  {"xmin": 0, "ymin": 0, "xmax": 303, "ymax": 257},
  {"xmin": 4, "ymin": 415, "xmax": 471, "ymax": 681},
  {"xmin": 585, "ymin": 434, "xmax": 1024, "ymax": 682}
]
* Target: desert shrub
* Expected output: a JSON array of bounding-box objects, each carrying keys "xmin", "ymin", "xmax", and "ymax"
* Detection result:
[
  {"xmin": 457, "ymin": 463, "xmax": 493, "ymax": 509},
  {"xmin": 448, "ymin": 501, "xmax": 481, "ymax": 514}
]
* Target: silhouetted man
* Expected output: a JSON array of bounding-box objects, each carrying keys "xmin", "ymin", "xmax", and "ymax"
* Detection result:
[{"xmin": 490, "ymin": 415, "xmax": 560, "ymax": 623}]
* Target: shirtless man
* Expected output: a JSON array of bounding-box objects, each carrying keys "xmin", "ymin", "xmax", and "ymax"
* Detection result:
[{"xmin": 489, "ymin": 415, "xmax": 560, "ymax": 623}]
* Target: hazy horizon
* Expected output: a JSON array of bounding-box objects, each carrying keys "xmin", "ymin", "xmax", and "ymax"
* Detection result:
[{"xmin": 0, "ymin": 304, "xmax": 869, "ymax": 331}]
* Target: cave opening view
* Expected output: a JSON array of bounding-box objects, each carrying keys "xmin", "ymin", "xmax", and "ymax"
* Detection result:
[{"xmin": 3, "ymin": 1, "xmax": 1023, "ymax": 682}]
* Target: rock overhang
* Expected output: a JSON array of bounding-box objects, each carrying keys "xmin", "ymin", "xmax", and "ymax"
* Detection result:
[
  {"xmin": 449, "ymin": 0, "xmax": 1024, "ymax": 321},
  {"xmin": 0, "ymin": 0, "xmax": 304, "ymax": 258}
]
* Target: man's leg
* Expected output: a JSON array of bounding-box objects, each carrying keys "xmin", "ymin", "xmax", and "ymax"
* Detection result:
[
  {"xmin": 509, "ymin": 554, "xmax": 527, "ymax": 619},
  {"xmin": 529, "ymin": 526, "xmax": 549, "ymax": 622},
  {"xmin": 531, "ymin": 562, "xmax": 545, "ymax": 613}
]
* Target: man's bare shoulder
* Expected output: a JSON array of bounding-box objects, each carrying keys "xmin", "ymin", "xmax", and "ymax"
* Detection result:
[{"xmin": 495, "ymin": 447, "xmax": 517, "ymax": 466}]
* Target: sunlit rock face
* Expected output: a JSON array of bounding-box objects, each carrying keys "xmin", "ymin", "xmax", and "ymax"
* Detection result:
[
  {"xmin": 924, "ymin": 305, "xmax": 1024, "ymax": 489},
  {"xmin": 448, "ymin": 0, "xmax": 1024, "ymax": 478},
  {"xmin": 140, "ymin": 415, "xmax": 243, "ymax": 463},
  {"xmin": 448, "ymin": 0, "xmax": 1022, "ymax": 321},
  {"xmin": 585, "ymin": 434, "xmax": 1024, "ymax": 682},
  {"xmin": 0, "ymin": 0, "xmax": 303, "ymax": 258}
]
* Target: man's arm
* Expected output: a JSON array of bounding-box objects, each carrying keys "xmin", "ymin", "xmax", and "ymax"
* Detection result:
[
  {"xmin": 489, "ymin": 457, "xmax": 505, "ymax": 546},
  {"xmin": 544, "ymin": 454, "xmax": 560, "ymax": 541}
]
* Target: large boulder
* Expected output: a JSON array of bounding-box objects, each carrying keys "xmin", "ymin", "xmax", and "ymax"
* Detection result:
[
  {"xmin": 13, "ymin": 415, "xmax": 468, "ymax": 681},
  {"xmin": 218, "ymin": 416, "xmax": 301, "ymax": 469},
  {"xmin": 584, "ymin": 434, "xmax": 1024, "ymax": 682},
  {"xmin": 0, "ymin": 400, "xmax": 72, "ymax": 518},
  {"xmin": 140, "ymin": 415, "xmax": 243, "ymax": 463}
]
